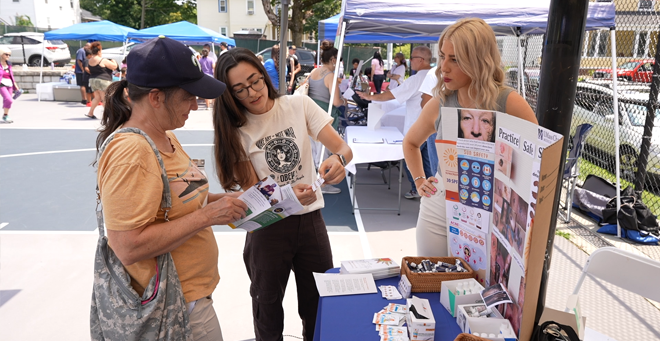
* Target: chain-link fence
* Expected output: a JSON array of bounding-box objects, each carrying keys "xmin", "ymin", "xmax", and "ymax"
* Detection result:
[{"xmin": 500, "ymin": 2, "xmax": 660, "ymax": 217}]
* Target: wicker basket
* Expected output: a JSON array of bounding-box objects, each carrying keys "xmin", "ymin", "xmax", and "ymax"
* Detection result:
[
  {"xmin": 453, "ymin": 333, "xmax": 490, "ymax": 341},
  {"xmin": 400, "ymin": 256, "xmax": 476, "ymax": 292}
]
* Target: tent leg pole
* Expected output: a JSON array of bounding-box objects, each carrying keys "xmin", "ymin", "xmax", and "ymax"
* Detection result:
[
  {"xmin": 532, "ymin": 0, "xmax": 589, "ymax": 338},
  {"xmin": 319, "ymin": 21, "xmax": 346, "ymax": 167},
  {"xmin": 610, "ymin": 28, "xmax": 621, "ymax": 239}
]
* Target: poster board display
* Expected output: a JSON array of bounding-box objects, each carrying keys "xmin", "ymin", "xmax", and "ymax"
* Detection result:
[{"xmin": 437, "ymin": 107, "xmax": 563, "ymax": 340}]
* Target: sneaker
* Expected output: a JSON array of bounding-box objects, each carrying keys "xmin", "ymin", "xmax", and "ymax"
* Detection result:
[
  {"xmin": 404, "ymin": 189, "xmax": 421, "ymax": 200},
  {"xmin": 86, "ymin": 102, "xmax": 91, "ymax": 107},
  {"xmin": 321, "ymin": 184, "xmax": 341, "ymax": 195},
  {"xmin": 81, "ymin": 99, "xmax": 87, "ymax": 105},
  {"xmin": 1, "ymin": 115, "xmax": 12, "ymax": 123}
]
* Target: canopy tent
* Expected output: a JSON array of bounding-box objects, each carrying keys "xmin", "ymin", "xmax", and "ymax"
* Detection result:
[
  {"xmin": 127, "ymin": 21, "xmax": 235, "ymax": 46},
  {"xmin": 338, "ymin": 0, "xmax": 615, "ymax": 38},
  {"xmin": 319, "ymin": 14, "xmax": 438, "ymax": 43},
  {"xmin": 39, "ymin": 20, "xmax": 137, "ymax": 88},
  {"xmin": 43, "ymin": 20, "xmax": 137, "ymax": 41}
]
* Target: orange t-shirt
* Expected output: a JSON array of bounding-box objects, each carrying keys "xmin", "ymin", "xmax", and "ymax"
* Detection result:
[{"xmin": 97, "ymin": 131, "xmax": 219, "ymax": 303}]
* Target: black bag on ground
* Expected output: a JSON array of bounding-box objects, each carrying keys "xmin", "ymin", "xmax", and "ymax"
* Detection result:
[
  {"xmin": 602, "ymin": 186, "xmax": 660, "ymax": 236},
  {"xmin": 532, "ymin": 321, "xmax": 580, "ymax": 341}
]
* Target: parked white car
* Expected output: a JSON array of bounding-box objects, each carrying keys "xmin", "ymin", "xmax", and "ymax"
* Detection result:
[
  {"xmin": 0, "ymin": 32, "xmax": 71, "ymax": 66},
  {"xmin": 101, "ymin": 42, "xmax": 137, "ymax": 68}
]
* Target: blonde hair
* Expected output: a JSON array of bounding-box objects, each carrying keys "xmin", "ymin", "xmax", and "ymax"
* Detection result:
[
  {"xmin": 0, "ymin": 47, "xmax": 10, "ymax": 55},
  {"xmin": 433, "ymin": 18, "xmax": 508, "ymax": 110}
]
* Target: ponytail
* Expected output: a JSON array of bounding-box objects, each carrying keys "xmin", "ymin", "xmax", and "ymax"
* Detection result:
[{"xmin": 95, "ymin": 80, "xmax": 131, "ymax": 153}]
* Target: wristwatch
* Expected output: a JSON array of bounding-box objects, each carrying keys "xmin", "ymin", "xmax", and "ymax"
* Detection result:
[{"xmin": 335, "ymin": 154, "xmax": 347, "ymax": 167}]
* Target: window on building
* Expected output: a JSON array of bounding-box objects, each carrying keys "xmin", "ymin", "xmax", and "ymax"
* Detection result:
[
  {"xmin": 634, "ymin": 31, "xmax": 649, "ymax": 57},
  {"xmin": 638, "ymin": 0, "xmax": 654, "ymax": 10},
  {"xmin": 70, "ymin": 0, "xmax": 73, "ymax": 8},
  {"xmin": 218, "ymin": 0, "xmax": 227, "ymax": 12},
  {"xmin": 586, "ymin": 30, "xmax": 609, "ymax": 57},
  {"xmin": 256, "ymin": 28, "xmax": 263, "ymax": 33},
  {"xmin": 220, "ymin": 27, "xmax": 228, "ymax": 36},
  {"xmin": 247, "ymin": 0, "xmax": 255, "ymax": 14}
]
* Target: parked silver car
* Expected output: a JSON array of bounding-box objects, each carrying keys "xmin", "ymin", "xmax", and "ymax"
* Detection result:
[
  {"xmin": 570, "ymin": 82, "xmax": 660, "ymax": 186},
  {"xmin": 0, "ymin": 32, "xmax": 71, "ymax": 66},
  {"xmin": 101, "ymin": 42, "xmax": 137, "ymax": 68}
]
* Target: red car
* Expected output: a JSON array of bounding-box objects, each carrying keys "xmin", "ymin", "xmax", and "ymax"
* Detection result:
[{"xmin": 593, "ymin": 59, "xmax": 655, "ymax": 83}]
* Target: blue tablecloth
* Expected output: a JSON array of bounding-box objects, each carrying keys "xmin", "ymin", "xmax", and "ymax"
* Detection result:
[{"xmin": 313, "ymin": 268, "xmax": 462, "ymax": 341}]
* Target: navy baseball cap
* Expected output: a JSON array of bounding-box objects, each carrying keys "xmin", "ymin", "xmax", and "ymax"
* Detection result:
[{"xmin": 126, "ymin": 36, "xmax": 226, "ymax": 99}]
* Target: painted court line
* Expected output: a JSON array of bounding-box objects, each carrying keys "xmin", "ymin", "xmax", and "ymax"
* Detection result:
[
  {"xmin": 0, "ymin": 144, "xmax": 213, "ymax": 159},
  {"xmin": 0, "ymin": 223, "xmax": 8, "ymax": 230}
]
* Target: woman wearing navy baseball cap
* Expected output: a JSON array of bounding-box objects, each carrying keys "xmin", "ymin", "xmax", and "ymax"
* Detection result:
[
  {"xmin": 92, "ymin": 36, "xmax": 248, "ymax": 340},
  {"xmin": 212, "ymin": 48, "xmax": 353, "ymax": 341}
]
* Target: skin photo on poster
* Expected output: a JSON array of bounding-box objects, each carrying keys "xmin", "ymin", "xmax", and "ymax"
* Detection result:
[{"xmin": 457, "ymin": 109, "xmax": 496, "ymax": 142}]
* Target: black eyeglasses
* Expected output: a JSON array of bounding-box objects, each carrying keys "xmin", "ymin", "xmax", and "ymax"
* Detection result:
[
  {"xmin": 233, "ymin": 76, "xmax": 266, "ymax": 100},
  {"xmin": 2, "ymin": 54, "xmax": 10, "ymax": 57}
]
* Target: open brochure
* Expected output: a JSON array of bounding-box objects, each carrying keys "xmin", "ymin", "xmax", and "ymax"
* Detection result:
[{"xmin": 229, "ymin": 177, "xmax": 304, "ymax": 232}]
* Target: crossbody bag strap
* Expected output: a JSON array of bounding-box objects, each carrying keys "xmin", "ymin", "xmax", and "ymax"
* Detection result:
[{"xmin": 95, "ymin": 127, "xmax": 173, "ymax": 238}]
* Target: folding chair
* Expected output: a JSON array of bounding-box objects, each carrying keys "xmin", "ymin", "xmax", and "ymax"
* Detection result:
[
  {"xmin": 559, "ymin": 123, "xmax": 593, "ymax": 222},
  {"xmin": 571, "ymin": 247, "xmax": 660, "ymax": 303}
]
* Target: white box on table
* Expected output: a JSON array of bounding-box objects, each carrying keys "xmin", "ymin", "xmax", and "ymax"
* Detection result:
[
  {"xmin": 537, "ymin": 294, "xmax": 586, "ymax": 340},
  {"xmin": 367, "ymin": 102, "xmax": 384, "ymax": 130},
  {"xmin": 455, "ymin": 303, "xmax": 504, "ymax": 333},
  {"xmin": 466, "ymin": 317, "xmax": 517, "ymax": 341},
  {"xmin": 36, "ymin": 82, "xmax": 67, "ymax": 101},
  {"xmin": 440, "ymin": 278, "xmax": 484, "ymax": 317},
  {"xmin": 406, "ymin": 296, "xmax": 435, "ymax": 341}
]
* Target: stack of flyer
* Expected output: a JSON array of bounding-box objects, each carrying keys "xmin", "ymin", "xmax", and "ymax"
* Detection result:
[{"xmin": 340, "ymin": 258, "xmax": 400, "ymax": 280}]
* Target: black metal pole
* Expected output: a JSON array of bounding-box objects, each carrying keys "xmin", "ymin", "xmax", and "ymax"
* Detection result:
[
  {"xmin": 633, "ymin": 32, "xmax": 660, "ymax": 191},
  {"xmin": 21, "ymin": 36, "xmax": 26, "ymax": 65},
  {"xmin": 533, "ymin": 0, "xmax": 589, "ymax": 325},
  {"xmin": 278, "ymin": 0, "xmax": 290, "ymax": 95}
]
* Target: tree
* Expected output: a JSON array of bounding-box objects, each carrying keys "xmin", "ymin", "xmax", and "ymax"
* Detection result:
[
  {"xmin": 261, "ymin": 0, "xmax": 324, "ymax": 46},
  {"xmin": 15, "ymin": 15, "xmax": 34, "ymax": 27},
  {"xmin": 80, "ymin": 0, "xmax": 196, "ymax": 30},
  {"xmin": 303, "ymin": 0, "xmax": 340, "ymax": 41}
]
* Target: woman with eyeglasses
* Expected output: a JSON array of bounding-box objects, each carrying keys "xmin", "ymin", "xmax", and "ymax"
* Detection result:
[
  {"xmin": 0, "ymin": 47, "xmax": 20, "ymax": 123},
  {"xmin": 212, "ymin": 47, "xmax": 352, "ymax": 341}
]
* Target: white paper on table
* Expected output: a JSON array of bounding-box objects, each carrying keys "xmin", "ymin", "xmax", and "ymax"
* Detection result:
[
  {"xmin": 313, "ymin": 272, "xmax": 377, "ymax": 297},
  {"xmin": 343, "ymin": 87, "xmax": 355, "ymax": 100}
]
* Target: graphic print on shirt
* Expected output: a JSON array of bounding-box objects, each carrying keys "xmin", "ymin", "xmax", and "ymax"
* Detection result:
[
  {"xmin": 169, "ymin": 160, "xmax": 209, "ymax": 204},
  {"xmin": 256, "ymin": 127, "xmax": 302, "ymax": 185}
]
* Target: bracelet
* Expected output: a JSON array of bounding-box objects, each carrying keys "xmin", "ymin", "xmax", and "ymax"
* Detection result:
[{"xmin": 413, "ymin": 176, "xmax": 426, "ymax": 182}]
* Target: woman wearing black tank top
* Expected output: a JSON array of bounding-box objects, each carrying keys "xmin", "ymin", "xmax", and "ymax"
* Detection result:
[
  {"xmin": 402, "ymin": 18, "xmax": 537, "ymax": 258},
  {"xmin": 86, "ymin": 42, "xmax": 117, "ymax": 119}
]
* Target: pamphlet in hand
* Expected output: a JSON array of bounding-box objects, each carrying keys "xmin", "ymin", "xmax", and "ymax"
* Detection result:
[{"xmin": 229, "ymin": 177, "xmax": 303, "ymax": 232}]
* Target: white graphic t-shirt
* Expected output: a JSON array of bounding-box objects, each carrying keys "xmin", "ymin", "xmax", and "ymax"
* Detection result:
[{"xmin": 239, "ymin": 95, "xmax": 334, "ymax": 214}]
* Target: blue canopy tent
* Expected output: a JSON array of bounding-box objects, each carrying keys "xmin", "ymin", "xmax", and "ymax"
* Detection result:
[
  {"xmin": 319, "ymin": 14, "xmax": 438, "ymax": 44},
  {"xmin": 43, "ymin": 20, "xmax": 137, "ymax": 41},
  {"xmin": 127, "ymin": 21, "xmax": 235, "ymax": 46},
  {"xmin": 39, "ymin": 20, "xmax": 137, "ymax": 92}
]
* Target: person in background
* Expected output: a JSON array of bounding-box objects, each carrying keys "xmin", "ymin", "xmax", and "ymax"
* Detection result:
[
  {"xmin": 203, "ymin": 43, "xmax": 218, "ymax": 64},
  {"xmin": 76, "ymin": 42, "xmax": 91, "ymax": 105},
  {"xmin": 418, "ymin": 65, "xmax": 439, "ymax": 177},
  {"xmin": 263, "ymin": 45, "xmax": 280, "ymax": 90},
  {"xmin": 0, "ymin": 47, "xmax": 19, "ymax": 123},
  {"xmin": 370, "ymin": 50, "xmax": 385, "ymax": 93},
  {"xmin": 83, "ymin": 48, "xmax": 93, "ymax": 106},
  {"xmin": 286, "ymin": 45, "xmax": 301, "ymax": 94},
  {"xmin": 219, "ymin": 42, "xmax": 229, "ymax": 56},
  {"xmin": 212, "ymin": 48, "xmax": 352, "ymax": 341},
  {"xmin": 338, "ymin": 57, "xmax": 345, "ymax": 79},
  {"xmin": 349, "ymin": 58, "xmax": 360, "ymax": 78},
  {"xmin": 94, "ymin": 36, "xmax": 247, "ymax": 341},
  {"xmin": 404, "ymin": 18, "xmax": 537, "ymax": 257},
  {"xmin": 358, "ymin": 46, "xmax": 434, "ymax": 200},
  {"xmin": 387, "ymin": 52, "xmax": 407, "ymax": 90},
  {"xmin": 120, "ymin": 57, "xmax": 127, "ymax": 80},
  {"xmin": 306, "ymin": 40, "xmax": 347, "ymax": 195},
  {"xmin": 199, "ymin": 49, "xmax": 215, "ymax": 110},
  {"xmin": 86, "ymin": 42, "xmax": 117, "ymax": 119},
  {"xmin": 257, "ymin": 55, "xmax": 264, "ymax": 64}
]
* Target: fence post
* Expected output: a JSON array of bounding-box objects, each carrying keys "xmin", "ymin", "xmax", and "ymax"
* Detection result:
[
  {"xmin": 633, "ymin": 31, "xmax": 660, "ymax": 191},
  {"xmin": 533, "ymin": 0, "xmax": 588, "ymax": 328}
]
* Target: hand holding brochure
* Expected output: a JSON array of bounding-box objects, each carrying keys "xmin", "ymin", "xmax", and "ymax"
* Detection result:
[{"xmin": 229, "ymin": 177, "xmax": 304, "ymax": 232}]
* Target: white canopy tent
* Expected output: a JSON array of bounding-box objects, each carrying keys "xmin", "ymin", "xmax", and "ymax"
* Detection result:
[{"xmin": 328, "ymin": 0, "xmax": 622, "ymax": 236}]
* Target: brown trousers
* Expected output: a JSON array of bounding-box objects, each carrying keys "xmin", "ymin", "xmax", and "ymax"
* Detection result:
[{"xmin": 243, "ymin": 210, "xmax": 333, "ymax": 341}]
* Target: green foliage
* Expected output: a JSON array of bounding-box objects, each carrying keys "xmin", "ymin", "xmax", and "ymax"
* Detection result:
[
  {"xmin": 15, "ymin": 15, "xmax": 34, "ymax": 27},
  {"xmin": 555, "ymin": 230, "xmax": 571, "ymax": 240},
  {"xmin": 80, "ymin": 0, "xmax": 197, "ymax": 29},
  {"xmin": 304, "ymin": 0, "xmax": 340, "ymax": 40}
]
